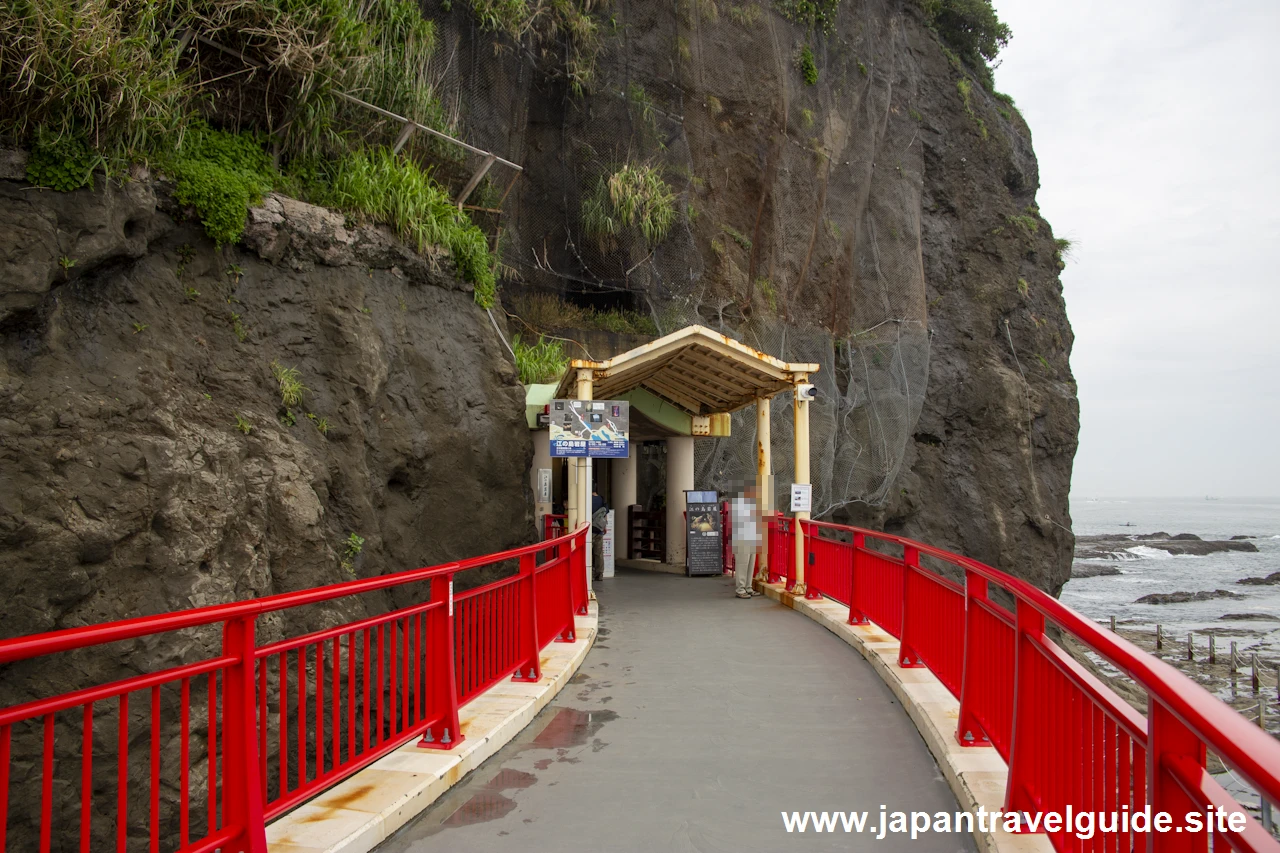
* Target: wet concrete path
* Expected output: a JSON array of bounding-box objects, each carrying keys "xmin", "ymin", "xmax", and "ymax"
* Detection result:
[{"xmin": 378, "ymin": 569, "xmax": 975, "ymax": 852}]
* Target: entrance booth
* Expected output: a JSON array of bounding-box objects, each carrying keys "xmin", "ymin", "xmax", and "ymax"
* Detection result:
[{"xmin": 527, "ymin": 325, "xmax": 818, "ymax": 596}]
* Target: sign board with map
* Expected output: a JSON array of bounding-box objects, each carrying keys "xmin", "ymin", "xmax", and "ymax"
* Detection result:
[{"xmin": 549, "ymin": 400, "xmax": 630, "ymax": 458}]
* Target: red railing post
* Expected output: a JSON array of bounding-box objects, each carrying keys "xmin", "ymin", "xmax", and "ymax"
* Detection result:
[
  {"xmin": 418, "ymin": 574, "xmax": 464, "ymax": 750},
  {"xmin": 848, "ymin": 532, "xmax": 869, "ymax": 625},
  {"xmin": 955, "ymin": 569, "xmax": 992, "ymax": 747},
  {"xmin": 898, "ymin": 546, "xmax": 923, "ymax": 667},
  {"xmin": 1148, "ymin": 699, "xmax": 1207, "ymax": 852},
  {"xmin": 572, "ymin": 532, "xmax": 588, "ymax": 616},
  {"xmin": 221, "ymin": 616, "xmax": 268, "ymax": 852},
  {"xmin": 1004, "ymin": 599, "xmax": 1045, "ymax": 815},
  {"xmin": 513, "ymin": 553, "xmax": 542, "ymax": 683},
  {"xmin": 803, "ymin": 522, "xmax": 822, "ymax": 600},
  {"xmin": 555, "ymin": 540, "xmax": 578, "ymax": 643}
]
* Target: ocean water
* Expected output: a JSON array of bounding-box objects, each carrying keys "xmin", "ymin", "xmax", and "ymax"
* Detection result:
[{"xmin": 1062, "ymin": 497, "xmax": 1280, "ymax": 655}]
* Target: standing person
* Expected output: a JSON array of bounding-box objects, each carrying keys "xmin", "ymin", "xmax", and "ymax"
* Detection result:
[
  {"xmin": 731, "ymin": 480, "xmax": 762, "ymax": 599},
  {"xmin": 591, "ymin": 487, "xmax": 608, "ymax": 582}
]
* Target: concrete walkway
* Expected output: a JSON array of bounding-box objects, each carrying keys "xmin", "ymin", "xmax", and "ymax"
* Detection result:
[{"xmin": 378, "ymin": 569, "xmax": 976, "ymax": 852}]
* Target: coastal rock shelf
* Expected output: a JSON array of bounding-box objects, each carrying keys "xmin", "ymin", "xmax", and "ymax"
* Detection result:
[{"xmin": 1075, "ymin": 532, "xmax": 1260, "ymax": 561}]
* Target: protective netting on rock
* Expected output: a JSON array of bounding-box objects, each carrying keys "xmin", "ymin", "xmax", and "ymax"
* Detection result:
[{"xmin": 423, "ymin": 0, "xmax": 930, "ymax": 514}]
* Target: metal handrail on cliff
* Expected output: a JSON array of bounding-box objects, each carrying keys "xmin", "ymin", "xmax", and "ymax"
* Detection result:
[
  {"xmin": 770, "ymin": 515, "xmax": 1280, "ymax": 852},
  {"xmin": 0, "ymin": 525, "xmax": 589, "ymax": 853}
]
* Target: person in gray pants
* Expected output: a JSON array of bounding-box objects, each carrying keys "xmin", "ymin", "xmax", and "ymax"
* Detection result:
[{"xmin": 730, "ymin": 480, "xmax": 762, "ymax": 598}]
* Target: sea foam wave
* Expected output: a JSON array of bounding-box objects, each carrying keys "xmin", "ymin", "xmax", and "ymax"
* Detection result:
[{"xmin": 1123, "ymin": 545, "xmax": 1205, "ymax": 560}]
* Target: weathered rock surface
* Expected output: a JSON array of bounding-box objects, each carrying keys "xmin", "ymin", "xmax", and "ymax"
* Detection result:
[
  {"xmin": 1135, "ymin": 589, "xmax": 1245, "ymax": 605},
  {"xmin": 1238, "ymin": 571, "xmax": 1280, "ymax": 586},
  {"xmin": 0, "ymin": 178, "xmax": 533, "ymax": 648},
  {"xmin": 1071, "ymin": 563, "xmax": 1123, "ymax": 579}
]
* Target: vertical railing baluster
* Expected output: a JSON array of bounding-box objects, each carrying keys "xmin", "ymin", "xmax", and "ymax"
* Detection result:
[
  {"xmin": 347, "ymin": 633, "xmax": 356, "ymax": 765},
  {"xmin": 0, "ymin": 724, "xmax": 9, "ymax": 852},
  {"xmin": 316, "ymin": 642, "xmax": 325, "ymax": 775},
  {"xmin": 150, "ymin": 686, "xmax": 160, "ymax": 853},
  {"xmin": 277, "ymin": 653, "xmax": 287, "ymax": 796},
  {"xmin": 81, "ymin": 703, "xmax": 93, "ymax": 853},
  {"xmin": 297, "ymin": 647, "xmax": 306, "ymax": 784},
  {"xmin": 120, "ymin": 693, "xmax": 131, "ymax": 852},
  {"xmin": 898, "ymin": 546, "xmax": 922, "ymax": 667},
  {"xmin": 40, "ymin": 713, "xmax": 52, "ymax": 853},
  {"xmin": 331, "ymin": 636, "xmax": 340, "ymax": 772},
  {"xmin": 1004, "ymin": 599, "xmax": 1045, "ymax": 815},
  {"xmin": 180, "ymin": 678, "xmax": 190, "ymax": 847}
]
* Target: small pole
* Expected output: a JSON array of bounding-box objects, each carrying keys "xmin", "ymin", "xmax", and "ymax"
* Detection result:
[
  {"xmin": 1187, "ymin": 633, "xmax": 1194, "ymax": 662},
  {"xmin": 1252, "ymin": 654, "xmax": 1261, "ymax": 693},
  {"xmin": 1109, "ymin": 615, "xmax": 1116, "ymax": 632},
  {"xmin": 1231, "ymin": 642, "xmax": 1239, "ymax": 698},
  {"xmin": 1260, "ymin": 697, "xmax": 1268, "ymax": 730},
  {"xmin": 1209, "ymin": 634, "xmax": 1216, "ymax": 664},
  {"xmin": 1275, "ymin": 665, "xmax": 1279, "ymax": 702},
  {"xmin": 1155, "ymin": 623, "xmax": 1163, "ymax": 651}
]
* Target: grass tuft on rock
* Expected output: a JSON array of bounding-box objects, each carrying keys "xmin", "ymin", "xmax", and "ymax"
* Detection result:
[{"xmin": 312, "ymin": 148, "xmax": 497, "ymax": 307}]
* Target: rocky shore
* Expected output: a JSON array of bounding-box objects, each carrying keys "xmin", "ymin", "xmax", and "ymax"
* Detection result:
[{"xmin": 1074, "ymin": 532, "xmax": 1259, "ymax": 563}]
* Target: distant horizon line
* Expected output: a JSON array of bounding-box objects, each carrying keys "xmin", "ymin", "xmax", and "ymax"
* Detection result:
[{"xmin": 1069, "ymin": 495, "xmax": 1280, "ymax": 500}]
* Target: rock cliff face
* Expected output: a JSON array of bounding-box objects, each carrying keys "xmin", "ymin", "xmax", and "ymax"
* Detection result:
[
  {"xmin": 0, "ymin": 179, "xmax": 534, "ymax": 649},
  {"xmin": 431, "ymin": 0, "xmax": 1080, "ymax": 592}
]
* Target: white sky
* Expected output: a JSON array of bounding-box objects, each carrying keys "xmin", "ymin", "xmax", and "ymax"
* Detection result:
[{"xmin": 990, "ymin": 0, "xmax": 1280, "ymax": 498}]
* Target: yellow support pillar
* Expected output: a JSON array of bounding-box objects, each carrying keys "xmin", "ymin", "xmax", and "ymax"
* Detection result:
[
  {"xmin": 575, "ymin": 368, "xmax": 594, "ymax": 596},
  {"xmin": 755, "ymin": 395, "xmax": 772, "ymax": 585},
  {"xmin": 792, "ymin": 376, "xmax": 810, "ymax": 596}
]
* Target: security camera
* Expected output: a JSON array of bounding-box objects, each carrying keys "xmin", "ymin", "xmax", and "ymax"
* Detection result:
[{"xmin": 796, "ymin": 383, "xmax": 818, "ymax": 401}]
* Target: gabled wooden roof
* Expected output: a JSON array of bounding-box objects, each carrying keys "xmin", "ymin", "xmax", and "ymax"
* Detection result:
[{"xmin": 553, "ymin": 325, "xmax": 818, "ymax": 415}]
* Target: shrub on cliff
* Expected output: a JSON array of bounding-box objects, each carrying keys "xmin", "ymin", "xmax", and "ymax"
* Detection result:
[
  {"xmin": 583, "ymin": 163, "xmax": 677, "ymax": 248},
  {"xmin": 918, "ymin": 0, "xmax": 1011, "ymax": 87},
  {"xmin": 166, "ymin": 124, "xmax": 275, "ymax": 245},
  {"xmin": 512, "ymin": 334, "xmax": 568, "ymax": 384}
]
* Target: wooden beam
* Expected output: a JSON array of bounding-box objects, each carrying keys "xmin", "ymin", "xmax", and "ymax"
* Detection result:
[
  {"xmin": 661, "ymin": 365, "xmax": 735, "ymax": 408},
  {"xmin": 642, "ymin": 376, "xmax": 703, "ymax": 414}
]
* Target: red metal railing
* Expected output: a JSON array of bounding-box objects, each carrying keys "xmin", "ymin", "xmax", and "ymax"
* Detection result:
[
  {"xmin": 542, "ymin": 513, "xmax": 567, "ymax": 542},
  {"xmin": 766, "ymin": 514, "xmax": 795, "ymax": 589},
  {"xmin": 790, "ymin": 518, "xmax": 1280, "ymax": 853},
  {"xmin": 0, "ymin": 526, "xmax": 588, "ymax": 853}
]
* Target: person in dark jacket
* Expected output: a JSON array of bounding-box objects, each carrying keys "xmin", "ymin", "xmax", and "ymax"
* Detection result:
[{"xmin": 591, "ymin": 488, "xmax": 608, "ymax": 581}]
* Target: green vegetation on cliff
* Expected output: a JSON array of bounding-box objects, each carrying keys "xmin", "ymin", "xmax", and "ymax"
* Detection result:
[
  {"xmin": 0, "ymin": 0, "xmax": 496, "ymax": 304},
  {"xmin": 582, "ymin": 163, "xmax": 677, "ymax": 247},
  {"xmin": 512, "ymin": 334, "xmax": 569, "ymax": 385},
  {"xmin": 466, "ymin": 0, "xmax": 604, "ymax": 95},
  {"xmin": 917, "ymin": 0, "xmax": 1011, "ymax": 87}
]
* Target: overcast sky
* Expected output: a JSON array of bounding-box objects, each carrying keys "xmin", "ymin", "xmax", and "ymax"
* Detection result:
[{"xmin": 990, "ymin": 0, "xmax": 1279, "ymax": 498}]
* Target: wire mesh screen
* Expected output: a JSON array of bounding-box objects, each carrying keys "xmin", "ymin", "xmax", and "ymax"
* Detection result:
[{"xmin": 424, "ymin": 0, "xmax": 930, "ymax": 516}]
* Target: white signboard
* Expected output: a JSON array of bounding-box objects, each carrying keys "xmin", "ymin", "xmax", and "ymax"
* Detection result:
[
  {"xmin": 790, "ymin": 483, "xmax": 812, "ymax": 513},
  {"xmin": 536, "ymin": 468, "xmax": 552, "ymax": 503},
  {"xmin": 603, "ymin": 510, "xmax": 616, "ymax": 578}
]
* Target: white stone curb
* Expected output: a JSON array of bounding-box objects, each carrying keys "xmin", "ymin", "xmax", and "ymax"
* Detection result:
[
  {"xmin": 266, "ymin": 602, "xmax": 598, "ymax": 853},
  {"xmin": 758, "ymin": 582, "xmax": 1052, "ymax": 853}
]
